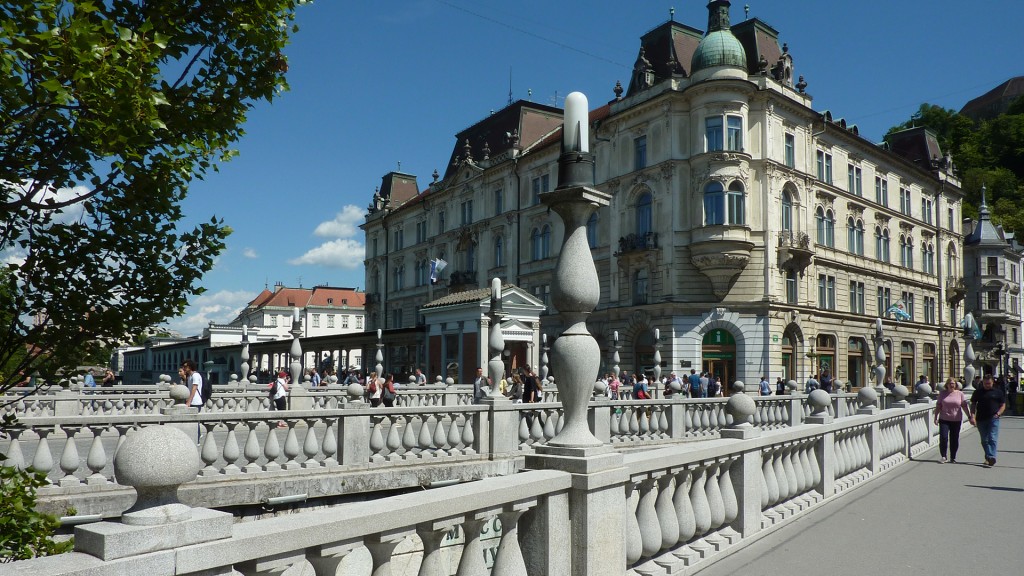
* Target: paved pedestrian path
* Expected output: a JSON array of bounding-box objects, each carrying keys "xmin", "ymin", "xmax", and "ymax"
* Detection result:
[{"xmin": 698, "ymin": 416, "xmax": 1024, "ymax": 576}]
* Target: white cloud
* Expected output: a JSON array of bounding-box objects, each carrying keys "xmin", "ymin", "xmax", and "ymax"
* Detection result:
[
  {"xmin": 288, "ymin": 239, "xmax": 364, "ymax": 269},
  {"xmin": 242, "ymin": 247, "xmax": 259, "ymax": 259},
  {"xmin": 313, "ymin": 205, "xmax": 363, "ymax": 238},
  {"xmin": 162, "ymin": 289, "xmax": 257, "ymax": 336}
]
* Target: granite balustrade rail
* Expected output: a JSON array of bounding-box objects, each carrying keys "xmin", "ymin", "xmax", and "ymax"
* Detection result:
[{"xmin": 0, "ymin": 402, "xmax": 941, "ymax": 576}]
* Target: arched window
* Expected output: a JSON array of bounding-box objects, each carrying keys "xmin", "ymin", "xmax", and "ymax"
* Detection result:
[
  {"xmin": 816, "ymin": 207, "xmax": 834, "ymax": 247},
  {"xmin": 922, "ymin": 242, "xmax": 934, "ymax": 275},
  {"xmin": 946, "ymin": 244, "xmax": 958, "ymax": 275},
  {"xmin": 466, "ymin": 243, "xmax": 476, "ymax": 272},
  {"xmin": 704, "ymin": 182, "xmax": 725, "ymax": 225},
  {"xmin": 636, "ymin": 192, "xmax": 652, "ymax": 236},
  {"xmin": 727, "ymin": 181, "xmax": 745, "ymax": 225},
  {"xmin": 494, "ymin": 236, "xmax": 504, "ymax": 268},
  {"xmin": 633, "ymin": 269, "xmax": 649, "ymax": 305},
  {"xmin": 530, "ymin": 228, "xmax": 541, "ymax": 261},
  {"xmin": 847, "ymin": 217, "xmax": 856, "ymax": 252},
  {"xmin": 586, "ymin": 212, "xmax": 599, "ymax": 248},
  {"xmin": 541, "ymin": 225, "xmax": 552, "ymax": 258},
  {"xmin": 900, "ymin": 235, "xmax": 914, "ymax": 269},
  {"xmin": 855, "ymin": 219, "xmax": 864, "ymax": 255},
  {"xmin": 781, "ymin": 190, "xmax": 793, "ymax": 231}
]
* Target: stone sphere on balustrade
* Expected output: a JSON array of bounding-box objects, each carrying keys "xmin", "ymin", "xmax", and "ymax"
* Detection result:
[
  {"xmin": 445, "ymin": 376, "xmax": 455, "ymax": 386},
  {"xmin": 347, "ymin": 381, "xmax": 364, "ymax": 400},
  {"xmin": 786, "ymin": 379, "xmax": 798, "ymax": 393},
  {"xmin": 169, "ymin": 383, "xmax": 190, "ymax": 405},
  {"xmin": 435, "ymin": 375, "xmax": 443, "ymax": 383},
  {"xmin": 730, "ymin": 380, "xmax": 745, "ymax": 394},
  {"xmin": 114, "ymin": 425, "xmax": 201, "ymax": 524},
  {"xmin": 724, "ymin": 382, "xmax": 756, "ymax": 425},
  {"xmin": 857, "ymin": 386, "xmax": 878, "ymax": 408},
  {"xmin": 593, "ymin": 379, "xmax": 607, "ymax": 395},
  {"xmin": 915, "ymin": 382, "xmax": 932, "ymax": 399},
  {"xmin": 807, "ymin": 389, "xmax": 831, "ymax": 415},
  {"xmin": 892, "ymin": 384, "xmax": 909, "ymax": 401}
]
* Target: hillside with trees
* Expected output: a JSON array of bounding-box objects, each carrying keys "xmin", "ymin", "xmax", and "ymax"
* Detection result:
[{"xmin": 885, "ymin": 98, "xmax": 1024, "ymax": 235}]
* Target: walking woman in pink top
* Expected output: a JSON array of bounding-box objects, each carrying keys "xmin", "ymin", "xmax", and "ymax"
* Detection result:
[{"xmin": 933, "ymin": 377, "xmax": 975, "ymax": 463}]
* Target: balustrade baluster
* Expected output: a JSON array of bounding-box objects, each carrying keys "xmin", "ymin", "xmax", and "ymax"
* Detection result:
[
  {"xmin": 808, "ymin": 441, "xmax": 822, "ymax": 488},
  {"xmin": 456, "ymin": 516, "xmax": 488, "ymax": 576},
  {"xmin": 542, "ymin": 410, "xmax": 557, "ymax": 440},
  {"xmin": 658, "ymin": 407, "xmax": 670, "ymax": 439},
  {"xmin": 635, "ymin": 475, "xmax": 662, "ymax": 559},
  {"xmin": 705, "ymin": 462, "xmax": 725, "ymax": 531},
  {"xmin": 720, "ymin": 458, "xmax": 738, "ymax": 527},
  {"xmin": 492, "ymin": 503, "xmax": 533, "ymax": 576},
  {"xmin": 753, "ymin": 402, "xmax": 764, "ymax": 427},
  {"xmin": 303, "ymin": 419, "xmax": 324, "ymax": 468},
  {"xmin": 282, "ymin": 421, "xmax": 302, "ymax": 470},
  {"xmin": 772, "ymin": 450, "xmax": 789, "ymax": 503},
  {"xmin": 717, "ymin": 405, "xmax": 728, "ymax": 428},
  {"xmin": 30, "ymin": 427, "xmax": 54, "ymax": 482},
  {"xmin": 782, "ymin": 446, "xmax": 798, "ymax": 500},
  {"xmin": 619, "ymin": 408, "xmax": 632, "ymax": 436},
  {"xmin": 221, "ymin": 422, "xmax": 242, "ymax": 475},
  {"xmin": 656, "ymin": 473, "xmax": 679, "ymax": 551},
  {"xmin": 113, "ymin": 424, "xmax": 132, "ymax": 458},
  {"xmin": 369, "ymin": 418, "xmax": 386, "ymax": 464},
  {"xmin": 322, "ymin": 419, "xmax": 338, "ymax": 467},
  {"xmin": 624, "ymin": 481, "xmax": 643, "ymax": 566},
  {"xmin": 2, "ymin": 429, "xmax": 25, "ymax": 471},
  {"xmin": 366, "ymin": 531, "xmax": 412, "ymax": 576},
  {"xmin": 461, "ymin": 414, "xmax": 475, "ymax": 455},
  {"xmin": 417, "ymin": 520, "xmax": 459, "ymax": 576},
  {"xmin": 199, "ymin": 423, "xmax": 221, "ymax": 476},
  {"xmin": 401, "ymin": 416, "xmax": 418, "ymax": 459},
  {"xmin": 447, "ymin": 414, "xmax": 462, "ymax": 454},
  {"xmin": 85, "ymin": 425, "xmax": 108, "ymax": 484},
  {"xmin": 794, "ymin": 443, "xmax": 810, "ymax": 495},
  {"xmin": 57, "ymin": 425, "xmax": 81, "ymax": 487},
  {"xmin": 780, "ymin": 401, "xmax": 790, "ymax": 425},
  {"xmin": 638, "ymin": 408, "xmax": 650, "ymax": 436},
  {"xmin": 699, "ymin": 406, "xmax": 711, "ymax": 434},
  {"xmin": 628, "ymin": 408, "xmax": 640, "ymax": 437},
  {"xmin": 690, "ymin": 465, "xmax": 712, "ymax": 538},
  {"xmin": 759, "ymin": 454, "xmax": 770, "ymax": 509},
  {"xmin": 432, "ymin": 415, "xmax": 448, "ymax": 453},
  {"xmin": 264, "ymin": 424, "xmax": 283, "ymax": 471},
  {"xmin": 762, "ymin": 449, "xmax": 779, "ymax": 507},
  {"xmin": 673, "ymin": 468, "xmax": 696, "ymax": 544},
  {"xmin": 384, "ymin": 417, "xmax": 402, "ymax": 462},
  {"xmin": 418, "ymin": 415, "xmax": 435, "ymax": 455},
  {"xmin": 243, "ymin": 422, "xmax": 262, "ymax": 473},
  {"xmin": 529, "ymin": 412, "xmax": 544, "ymax": 442}
]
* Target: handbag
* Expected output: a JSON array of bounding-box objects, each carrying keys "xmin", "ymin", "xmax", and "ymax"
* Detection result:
[{"xmin": 382, "ymin": 386, "xmax": 396, "ymax": 402}]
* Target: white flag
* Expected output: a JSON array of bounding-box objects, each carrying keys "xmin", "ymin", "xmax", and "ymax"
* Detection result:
[{"xmin": 429, "ymin": 258, "xmax": 447, "ymax": 283}]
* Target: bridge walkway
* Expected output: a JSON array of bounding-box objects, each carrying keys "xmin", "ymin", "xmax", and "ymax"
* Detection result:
[{"xmin": 697, "ymin": 416, "xmax": 1024, "ymax": 576}]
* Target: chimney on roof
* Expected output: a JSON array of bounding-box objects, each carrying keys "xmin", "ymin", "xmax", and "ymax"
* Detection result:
[{"xmin": 274, "ymin": 281, "xmax": 283, "ymax": 292}]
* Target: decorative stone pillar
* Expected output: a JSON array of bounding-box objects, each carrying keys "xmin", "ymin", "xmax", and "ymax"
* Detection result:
[
  {"xmin": 375, "ymin": 328, "xmax": 384, "ymax": 377},
  {"xmin": 963, "ymin": 314, "xmax": 978, "ymax": 393},
  {"xmin": 652, "ymin": 328, "xmax": 662, "ymax": 393},
  {"xmin": 872, "ymin": 317, "xmax": 887, "ymax": 395},
  {"xmin": 612, "ymin": 330, "xmax": 621, "ymax": 382},
  {"xmin": 239, "ymin": 324, "xmax": 250, "ymax": 383},
  {"xmin": 289, "ymin": 308, "xmax": 303, "ymax": 389},
  {"xmin": 487, "ymin": 277, "xmax": 507, "ymax": 398},
  {"xmin": 524, "ymin": 91, "xmax": 627, "ymax": 576}
]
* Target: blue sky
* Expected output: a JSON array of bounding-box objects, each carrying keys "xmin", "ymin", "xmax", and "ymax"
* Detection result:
[{"xmin": 164, "ymin": 0, "xmax": 1024, "ymax": 335}]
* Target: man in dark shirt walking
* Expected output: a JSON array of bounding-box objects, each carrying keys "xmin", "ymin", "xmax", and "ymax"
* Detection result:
[{"xmin": 971, "ymin": 374, "xmax": 1006, "ymax": 467}]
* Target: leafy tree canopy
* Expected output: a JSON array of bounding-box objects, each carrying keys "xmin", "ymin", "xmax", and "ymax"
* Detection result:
[
  {"xmin": 0, "ymin": 1, "xmax": 306, "ymax": 398},
  {"xmin": 885, "ymin": 98, "xmax": 1024, "ymax": 237}
]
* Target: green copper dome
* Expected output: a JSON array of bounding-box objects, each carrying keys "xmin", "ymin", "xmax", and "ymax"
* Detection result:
[
  {"xmin": 691, "ymin": 29, "xmax": 748, "ymax": 72},
  {"xmin": 691, "ymin": 0, "xmax": 747, "ymax": 74}
]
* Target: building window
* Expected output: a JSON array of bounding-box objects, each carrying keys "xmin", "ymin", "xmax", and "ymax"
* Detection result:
[
  {"xmin": 531, "ymin": 228, "xmax": 541, "ymax": 261},
  {"xmin": 815, "ymin": 206, "xmax": 835, "ymax": 247},
  {"xmin": 438, "ymin": 209, "xmax": 446, "ymax": 233},
  {"xmin": 784, "ymin": 133, "xmax": 795, "ymax": 167},
  {"xmin": 922, "ymin": 242, "xmax": 935, "ymax": 275},
  {"xmin": 636, "ymin": 192, "xmax": 652, "ymax": 235},
  {"xmin": 312, "ymin": 314, "xmax": 320, "ymax": 328},
  {"xmin": 921, "ymin": 198, "xmax": 933, "ymax": 224},
  {"xmin": 269, "ymin": 315, "xmax": 277, "ymax": 327},
  {"xmin": 900, "ymin": 291, "xmax": 915, "ymax": 320},
  {"xmin": 541, "ymin": 225, "xmax": 551, "ymax": 259},
  {"xmin": 704, "ymin": 182, "xmax": 725, "ymax": 225},
  {"xmin": 877, "ymin": 287, "xmax": 891, "ymax": 316},
  {"xmin": 372, "ymin": 237, "xmax": 379, "ymax": 257},
  {"xmin": 393, "ymin": 265, "xmax": 405, "ymax": 291},
  {"xmin": 494, "ymin": 236, "xmax": 504, "ymax": 268},
  {"xmin": 727, "ymin": 116, "xmax": 743, "ymax": 151},
  {"xmin": 924, "ymin": 297, "xmax": 936, "ymax": 324},
  {"xmin": 494, "ymin": 189, "xmax": 503, "ymax": 216},
  {"xmin": 816, "ymin": 150, "xmax": 832, "ymax": 183},
  {"xmin": 586, "ymin": 212, "xmax": 598, "ymax": 248},
  {"xmin": 875, "ymin": 227, "xmax": 890, "ymax": 262},
  {"xmin": 986, "ymin": 291, "xmax": 999, "ymax": 310},
  {"xmin": 466, "ymin": 242, "xmax": 476, "ymax": 272},
  {"xmin": 899, "ymin": 186, "xmax": 912, "ymax": 216},
  {"xmin": 786, "ymin": 270, "xmax": 798, "ymax": 304},
  {"xmin": 847, "ymin": 217, "xmax": 864, "ymax": 255},
  {"xmin": 531, "ymin": 174, "xmax": 549, "ymax": 206},
  {"xmin": 706, "ymin": 117, "xmax": 723, "ymax": 151},
  {"xmin": 987, "ymin": 256, "xmax": 998, "ymax": 276},
  {"xmin": 460, "ymin": 200, "xmax": 473, "ymax": 225},
  {"xmin": 634, "ymin": 135, "xmax": 647, "ymax": 170},
  {"xmin": 781, "ymin": 190, "xmax": 793, "ymax": 231},
  {"xmin": 393, "ymin": 228, "xmax": 404, "ymax": 250},
  {"xmin": 899, "ymin": 235, "xmax": 914, "ymax": 268},
  {"xmin": 948, "ymin": 207, "xmax": 954, "ymax": 231},
  {"xmin": 726, "ymin": 182, "xmax": 745, "ymax": 225},
  {"xmin": 415, "ymin": 259, "xmax": 427, "ymax": 286},
  {"xmin": 633, "ymin": 269, "xmax": 649, "ymax": 305},
  {"xmin": 875, "ymin": 176, "xmax": 888, "ymax": 207},
  {"xmin": 393, "ymin": 308, "xmax": 403, "ymax": 329},
  {"xmin": 849, "ymin": 281, "xmax": 865, "ymax": 314},
  {"xmin": 848, "ymin": 165, "xmax": 862, "ymax": 196},
  {"xmin": 356, "ymin": 316, "xmax": 363, "ymax": 329},
  {"xmin": 416, "ymin": 221, "xmax": 427, "ymax": 244},
  {"xmin": 329, "ymin": 314, "xmax": 337, "ymax": 328},
  {"xmin": 818, "ymin": 274, "xmax": 836, "ymax": 310}
]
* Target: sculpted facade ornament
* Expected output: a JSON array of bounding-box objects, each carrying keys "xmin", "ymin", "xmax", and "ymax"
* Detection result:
[
  {"xmin": 816, "ymin": 190, "xmax": 835, "ymax": 210},
  {"xmin": 874, "ymin": 212, "xmax": 890, "ymax": 224},
  {"xmin": 899, "ymin": 221, "xmax": 914, "ymax": 232},
  {"xmin": 846, "ymin": 201, "xmax": 865, "ymax": 218}
]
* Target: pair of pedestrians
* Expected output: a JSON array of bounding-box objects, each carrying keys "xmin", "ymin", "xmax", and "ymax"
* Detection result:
[{"xmin": 933, "ymin": 375, "xmax": 1006, "ymax": 466}]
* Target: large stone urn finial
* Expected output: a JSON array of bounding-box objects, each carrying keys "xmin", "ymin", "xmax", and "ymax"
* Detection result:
[
  {"xmin": 486, "ymin": 278, "xmax": 508, "ymax": 399},
  {"xmin": 539, "ymin": 91, "xmax": 611, "ymax": 448}
]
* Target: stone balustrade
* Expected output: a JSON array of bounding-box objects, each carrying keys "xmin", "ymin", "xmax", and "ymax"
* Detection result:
[{"xmin": 0, "ymin": 401, "xmax": 941, "ymax": 576}]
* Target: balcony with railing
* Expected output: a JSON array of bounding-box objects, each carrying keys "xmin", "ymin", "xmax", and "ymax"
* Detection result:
[
  {"xmin": 778, "ymin": 230, "xmax": 814, "ymax": 274},
  {"xmin": 945, "ymin": 275, "xmax": 966, "ymax": 304},
  {"xmin": 614, "ymin": 231, "xmax": 658, "ymax": 256}
]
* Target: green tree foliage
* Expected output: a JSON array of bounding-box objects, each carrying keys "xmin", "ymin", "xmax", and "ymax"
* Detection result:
[
  {"xmin": 0, "ymin": 1, "xmax": 306, "ymax": 399},
  {"xmin": 886, "ymin": 98, "xmax": 1024, "ymax": 236}
]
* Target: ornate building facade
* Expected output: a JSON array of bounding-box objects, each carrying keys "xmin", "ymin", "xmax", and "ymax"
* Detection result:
[{"xmin": 362, "ymin": 0, "xmax": 966, "ymax": 388}]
